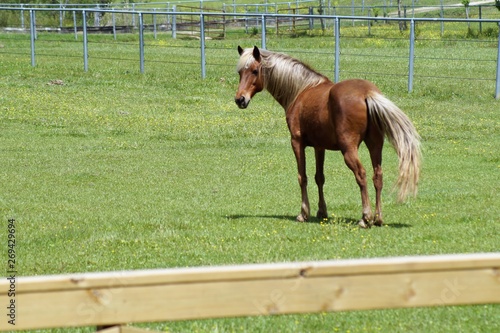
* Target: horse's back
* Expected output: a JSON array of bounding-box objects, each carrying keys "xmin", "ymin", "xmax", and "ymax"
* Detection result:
[
  {"xmin": 331, "ymin": 79, "xmax": 381, "ymax": 100},
  {"xmin": 287, "ymin": 79, "xmax": 382, "ymax": 150}
]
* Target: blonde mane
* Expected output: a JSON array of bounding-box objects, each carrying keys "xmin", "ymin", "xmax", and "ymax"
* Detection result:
[{"xmin": 237, "ymin": 48, "xmax": 329, "ymax": 109}]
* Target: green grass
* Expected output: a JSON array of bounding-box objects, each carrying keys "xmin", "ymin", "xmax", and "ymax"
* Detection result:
[{"xmin": 0, "ymin": 27, "xmax": 499, "ymax": 332}]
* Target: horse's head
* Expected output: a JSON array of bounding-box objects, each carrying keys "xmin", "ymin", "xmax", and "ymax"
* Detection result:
[{"xmin": 234, "ymin": 46, "xmax": 264, "ymax": 109}]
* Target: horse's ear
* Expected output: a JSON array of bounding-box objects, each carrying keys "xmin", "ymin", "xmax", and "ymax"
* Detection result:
[
  {"xmin": 238, "ymin": 45, "xmax": 244, "ymax": 55},
  {"xmin": 253, "ymin": 46, "xmax": 261, "ymax": 62}
]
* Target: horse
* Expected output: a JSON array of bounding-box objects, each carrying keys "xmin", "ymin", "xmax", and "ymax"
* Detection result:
[{"xmin": 234, "ymin": 46, "xmax": 422, "ymax": 228}]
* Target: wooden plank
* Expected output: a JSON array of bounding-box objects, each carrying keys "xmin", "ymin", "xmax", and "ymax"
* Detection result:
[
  {"xmin": 4, "ymin": 253, "xmax": 499, "ymax": 293},
  {"xmin": 0, "ymin": 253, "xmax": 499, "ymax": 330},
  {"xmin": 9, "ymin": 269, "xmax": 500, "ymax": 329}
]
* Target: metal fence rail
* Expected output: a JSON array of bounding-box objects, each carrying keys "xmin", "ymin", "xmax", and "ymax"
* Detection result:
[{"xmin": 1, "ymin": 7, "xmax": 499, "ymax": 98}]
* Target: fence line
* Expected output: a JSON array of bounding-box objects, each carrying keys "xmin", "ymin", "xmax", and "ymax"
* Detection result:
[
  {"xmin": 0, "ymin": 253, "xmax": 499, "ymax": 331},
  {"xmin": 2, "ymin": 2, "xmax": 500, "ymax": 32},
  {"xmin": 1, "ymin": 8, "xmax": 500, "ymax": 98},
  {"xmin": 1, "ymin": 1, "xmax": 499, "ymax": 15}
]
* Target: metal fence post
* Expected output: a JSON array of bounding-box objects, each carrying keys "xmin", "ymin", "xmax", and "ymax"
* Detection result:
[
  {"xmin": 95, "ymin": 5, "xmax": 100, "ymax": 27},
  {"xmin": 244, "ymin": 6, "xmax": 248, "ymax": 33},
  {"xmin": 139, "ymin": 12, "xmax": 145, "ymax": 74},
  {"xmin": 21, "ymin": 4, "xmax": 24, "ymax": 30},
  {"xmin": 59, "ymin": 4, "xmax": 63, "ymax": 29},
  {"xmin": 33, "ymin": 8, "xmax": 37, "ymax": 40},
  {"xmin": 73, "ymin": 11, "xmax": 77, "ymax": 40},
  {"xmin": 440, "ymin": 1, "xmax": 444, "ymax": 36},
  {"xmin": 368, "ymin": 8, "xmax": 371, "ymax": 36},
  {"xmin": 334, "ymin": 17, "xmax": 340, "ymax": 83},
  {"xmin": 308, "ymin": 7, "xmax": 313, "ymax": 30},
  {"xmin": 112, "ymin": 11, "xmax": 117, "ymax": 40},
  {"xmin": 261, "ymin": 15, "xmax": 266, "ymax": 49},
  {"xmin": 408, "ymin": 19, "xmax": 415, "ymax": 93},
  {"xmin": 153, "ymin": 9, "xmax": 157, "ymax": 39},
  {"xmin": 200, "ymin": 14, "xmax": 206, "ymax": 79},
  {"xmin": 83, "ymin": 10, "xmax": 88, "ymax": 72},
  {"xmin": 495, "ymin": 22, "xmax": 500, "ymax": 99},
  {"xmin": 172, "ymin": 6, "xmax": 177, "ymax": 39},
  {"xmin": 29, "ymin": 10, "xmax": 35, "ymax": 67},
  {"xmin": 132, "ymin": 3, "xmax": 136, "ymax": 28},
  {"xmin": 479, "ymin": 6, "xmax": 482, "ymax": 34}
]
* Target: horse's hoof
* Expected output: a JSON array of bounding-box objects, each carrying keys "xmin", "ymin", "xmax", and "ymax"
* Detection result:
[
  {"xmin": 316, "ymin": 210, "xmax": 328, "ymax": 219},
  {"xmin": 373, "ymin": 214, "xmax": 383, "ymax": 227},
  {"xmin": 296, "ymin": 214, "xmax": 307, "ymax": 222},
  {"xmin": 358, "ymin": 220, "xmax": 370, "ymax": 229}
]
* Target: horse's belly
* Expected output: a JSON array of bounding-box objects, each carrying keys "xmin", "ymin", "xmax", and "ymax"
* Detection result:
[
  {"xmin": 298, "ymin": 113, "xmax": 339, "ymax": 149},
  {"xmin": 303, "ymin": 130, "xmax": 340, "ymax": 150}
]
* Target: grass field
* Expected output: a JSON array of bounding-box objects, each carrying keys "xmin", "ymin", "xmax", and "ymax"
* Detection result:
[{"xmin": 0, "ymin": 22, "xmax": 499, "ymax": 333}]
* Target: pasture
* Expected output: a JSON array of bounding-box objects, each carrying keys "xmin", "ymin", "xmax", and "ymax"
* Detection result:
[{"xmin": 0, "ymin": 26, "xmax": 499, "ymax": 332}]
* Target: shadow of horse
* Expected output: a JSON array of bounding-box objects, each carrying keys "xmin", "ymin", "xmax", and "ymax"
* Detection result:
[{"xmin": 225, "ymin": 214, "xmax": 412, "ymax": 228}]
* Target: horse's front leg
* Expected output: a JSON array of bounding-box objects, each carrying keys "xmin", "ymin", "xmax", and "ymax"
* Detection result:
[
  {"xmin": 315, "ymin": 148, "xmax": 328, "ymax": 219},
  {"xmin": 291, "ymin": 139, "xmax": 310, "ymax": 222}
]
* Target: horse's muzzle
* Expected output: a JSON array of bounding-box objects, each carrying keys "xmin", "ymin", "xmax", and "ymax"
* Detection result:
[{"xmin": 235, "ymin": 95, "xmax": 249, "ymax": 109}]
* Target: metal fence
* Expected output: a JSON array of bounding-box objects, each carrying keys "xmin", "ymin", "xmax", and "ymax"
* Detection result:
[
  {"xmin": 2, "ymin": 2, "xmax": 500, "ymax": 29},
  {"xmin": 1, "ymin": 6, "xmax": 499, "ymax": 98},
  {"xmin": 2, "ymin": 1, "xmax": 499, "ymax": 17}
]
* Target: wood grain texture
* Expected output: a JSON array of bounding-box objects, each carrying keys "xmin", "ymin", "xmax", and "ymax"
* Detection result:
[{"xmin": 1, "ymin": 253, "xmax": 499, "ymax": 330}]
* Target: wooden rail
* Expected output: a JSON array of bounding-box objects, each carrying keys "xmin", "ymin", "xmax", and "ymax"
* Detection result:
[{"xmin": 1, "ymin": 253, "xmax": 499, "ymax": 332}]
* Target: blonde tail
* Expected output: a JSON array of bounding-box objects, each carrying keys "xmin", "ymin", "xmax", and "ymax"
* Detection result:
[{"xmin": 366, "ymin": 93, "xmax": 422, "ymax": 202}]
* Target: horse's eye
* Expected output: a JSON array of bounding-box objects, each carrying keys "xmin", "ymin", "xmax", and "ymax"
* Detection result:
[{"xmin": 252, "ymin": 69, "xmax": 259, "ymax": 75}]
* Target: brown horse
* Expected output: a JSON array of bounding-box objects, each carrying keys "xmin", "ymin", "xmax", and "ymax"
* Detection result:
[{"xmin": 235, "ymin": 46, "xmax": 421, "ymax": 228}]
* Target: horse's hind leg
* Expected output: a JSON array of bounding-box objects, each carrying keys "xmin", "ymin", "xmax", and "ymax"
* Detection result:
[
  {"xmin": 342, "ymin": 147, "xmax": 373, "ymax": 228},
  {"xmin": 365, "ymin": 132, "xmax": 384, "ymax": 226},
  {"xmin": 315, "ymin": 147, "xmax": 328, "ymax": 219}
]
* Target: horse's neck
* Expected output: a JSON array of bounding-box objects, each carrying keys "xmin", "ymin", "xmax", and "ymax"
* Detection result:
[
  {"xmin": 263, "ymin": 59, "xmax": 326, "ymax": 110},
  {"xmin": 264, "ymin": 69, "xmax": 303, "ymax": 110}
]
